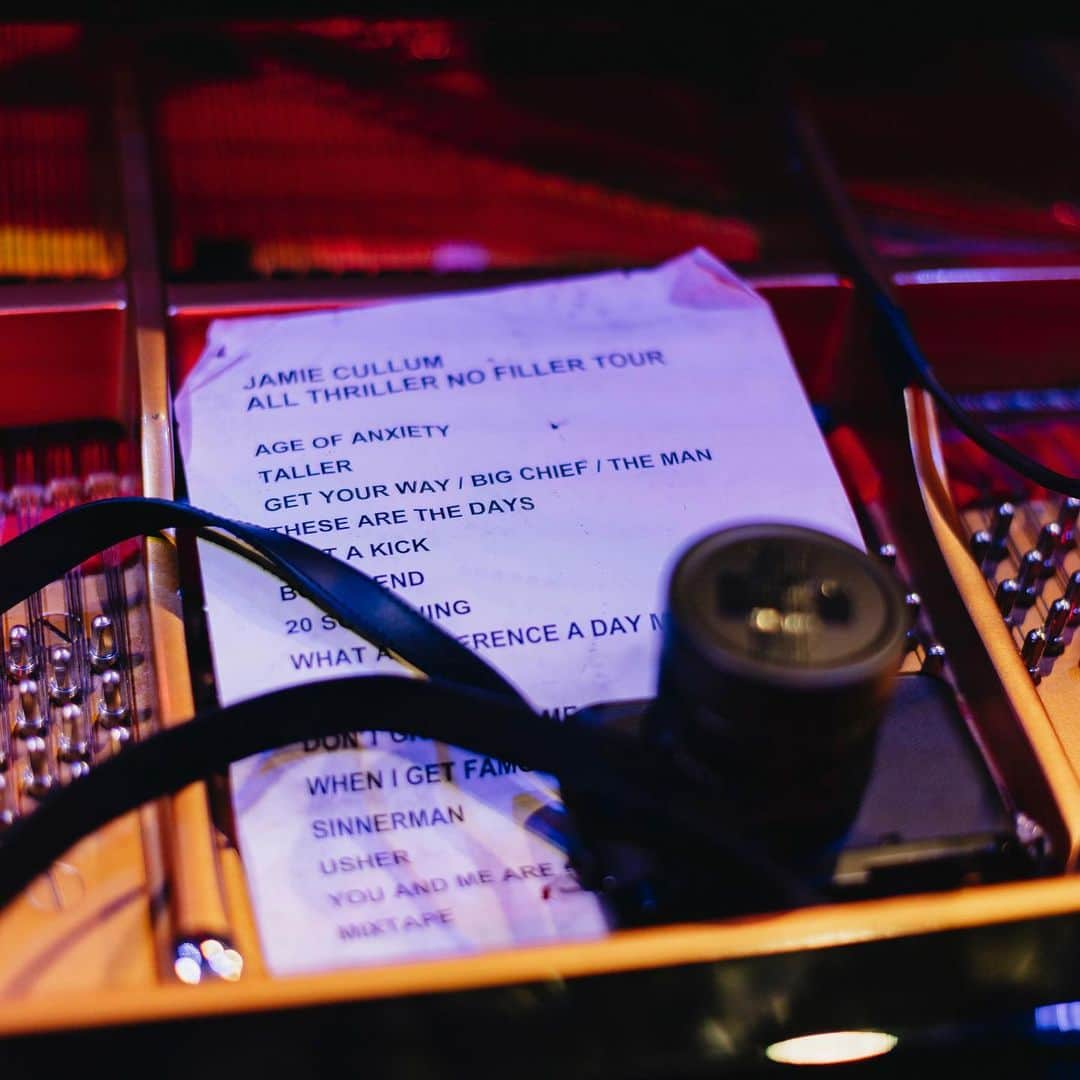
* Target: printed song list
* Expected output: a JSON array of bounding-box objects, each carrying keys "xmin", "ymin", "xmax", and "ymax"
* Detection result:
[{"xmin": 175, "ymin": 249, "xmax": 863, "ymax": 975}]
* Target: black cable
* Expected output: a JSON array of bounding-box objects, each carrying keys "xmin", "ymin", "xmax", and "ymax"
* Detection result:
[
  {"xmin": 0, "ymin": 496, "xmax": 822, "ymax": 913},
  {"xmin": 0, "ymin": 497, "xmax": 524, "ymax": 703},
  {"xmin": 787, "ymin": 93, "xmax": 1080, "ymax": 500},
  {"xmin": 0, "ymin": 673, "xmax": 818, "ymax": 911}
]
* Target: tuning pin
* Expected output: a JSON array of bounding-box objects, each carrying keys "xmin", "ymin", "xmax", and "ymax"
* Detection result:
[
  {"xmin": 97, "ymin": 669, "xmax": 130, "ymax": 728},
  {"xmin": 1022, "ymin": 628, "xmax": 1048, "ymax": 684},
  {"xmin": 89, "ymin": 614, "xmax": 119, "ymax": 670},
  {"xmin": 58, "ymin": 704, "xmax": 90, "ymax": 762},
  {"xmin": 107, "ymin": 725, "xmax": 131, "ymax": 757},
  {"xmin": 0, "ymin": 774, "xmax": 16, "ymax": 828},
  {"xmin": 1044, "ymin": 597, "xmax": 1073, "ymax": 658},
  {"xmin": 1066, "ymin": 570, "xmax": 1080, "ymax": 628},
  {"xmin": 876, "ymin": 543, "xmax": 897, "ymax": 567},
  {"xmin": 48, "ymin": 645, "xmax": 79, "ymax": 704},
  {"xmin": 1057, "ymin": 497, "xmax": 1080, "ymax": 545},
  {"xmin": 1036, "ymin": 522, "xmax": 1064, "ymax": 577},
  {"xmin": 970, "ymin": 529, "xmax": 993, "ymax": 566},
  {"xmin": 996, "ymin": 578, "xmax": 1021, "ymax": 619},
  {"xmin": 986, "ymin": 502, "xmax": 1015, "ymax": 563},
  {"xmin": 23, "ymin": 735, "xmax": 54, "ymax": 799},
  {"xmin": 922, "ymin": 643, "xmax": 947, "ymax": 676},
  {"xmin": 13, "ymin": 679, "xmax": 44, "ymax": 739},
  {"xmin": 6, "ymin": 624, "xmax": 36, "ymax": 681},
  {"xmin": 904, "ymin": 592, "xmax": 922, "ymax": 623},
  {"xmin": 1014, "ymin": 550, "xmax": 1046, "ymax": 608}
]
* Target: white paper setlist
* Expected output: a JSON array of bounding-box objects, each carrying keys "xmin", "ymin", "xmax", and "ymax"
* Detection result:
[{"xmin": 174, "ymin": 249, "xmax": 864, "ymax": 976}]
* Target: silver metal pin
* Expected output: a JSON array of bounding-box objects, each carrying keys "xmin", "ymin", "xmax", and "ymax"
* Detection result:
[
  {"xmin": 1023, "ymin": 628, "xmax": 1048, "ymax": 683},
  {"xmin": 48, "ymin": 645, "xmax": 79, "ymax": 704},
  {"xmin": 1044, "ymin": 597, "xmax": 1072, "ymax": 658},
  {"xmin": 1067, "ymin": 570, "xmax": 1080, "ymax": 627},
  {"xmin": 970, "ymin": 529, "xmax": 992, "ymax": 565},
  {"xmin": 89, "ymin": 614, "xmax": 119, "ymax": 670},
  {"xmin": 1036, "ymin": 521, "xmax": 1064, "ymax": 577},
  {"xmin": 922, "ymin": 643, "xmax": 947, "ymax": 676},
  {"xmin": 877, "ymin": 543, "xmax": 897, "ymax": 567},
  {"xmin": 987, "ymin": 502, "xmax": 1015, "ymax": 561},
  {"xmin": 0, "ymin": 774, "xmax": 15, "ymax": 828},
  {"xmin": 996, "ymin": 578, "xmax": 1021, "ymax": 619},
  {"xmin": 97, "ymin": 669, "xmax": 129, "ymax": 728},
  {"xmin": 6, "ymin": 624, "xmax": 36, "ymax": 681},
  {"xmin": 58, "ymin": 704, "xmax": 90, "ymax": 762},
  {"xmin": 1058, "ymin": 497, "xmax": 1080, "ymax": 544},
  {"xmin": 1014, "ymin": 550, "xmax": 1046, "ymax": 607},
  {"xmin": 13, "ymin": 679, "xmax": 44, "ymax": 738},
  {"xmin": 23, "ymin": 735, "xmax": 54, "ymax": 799},
  {"xmin": 107, "ymin": 725, "xmax": 131, "ymax": 757}
]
